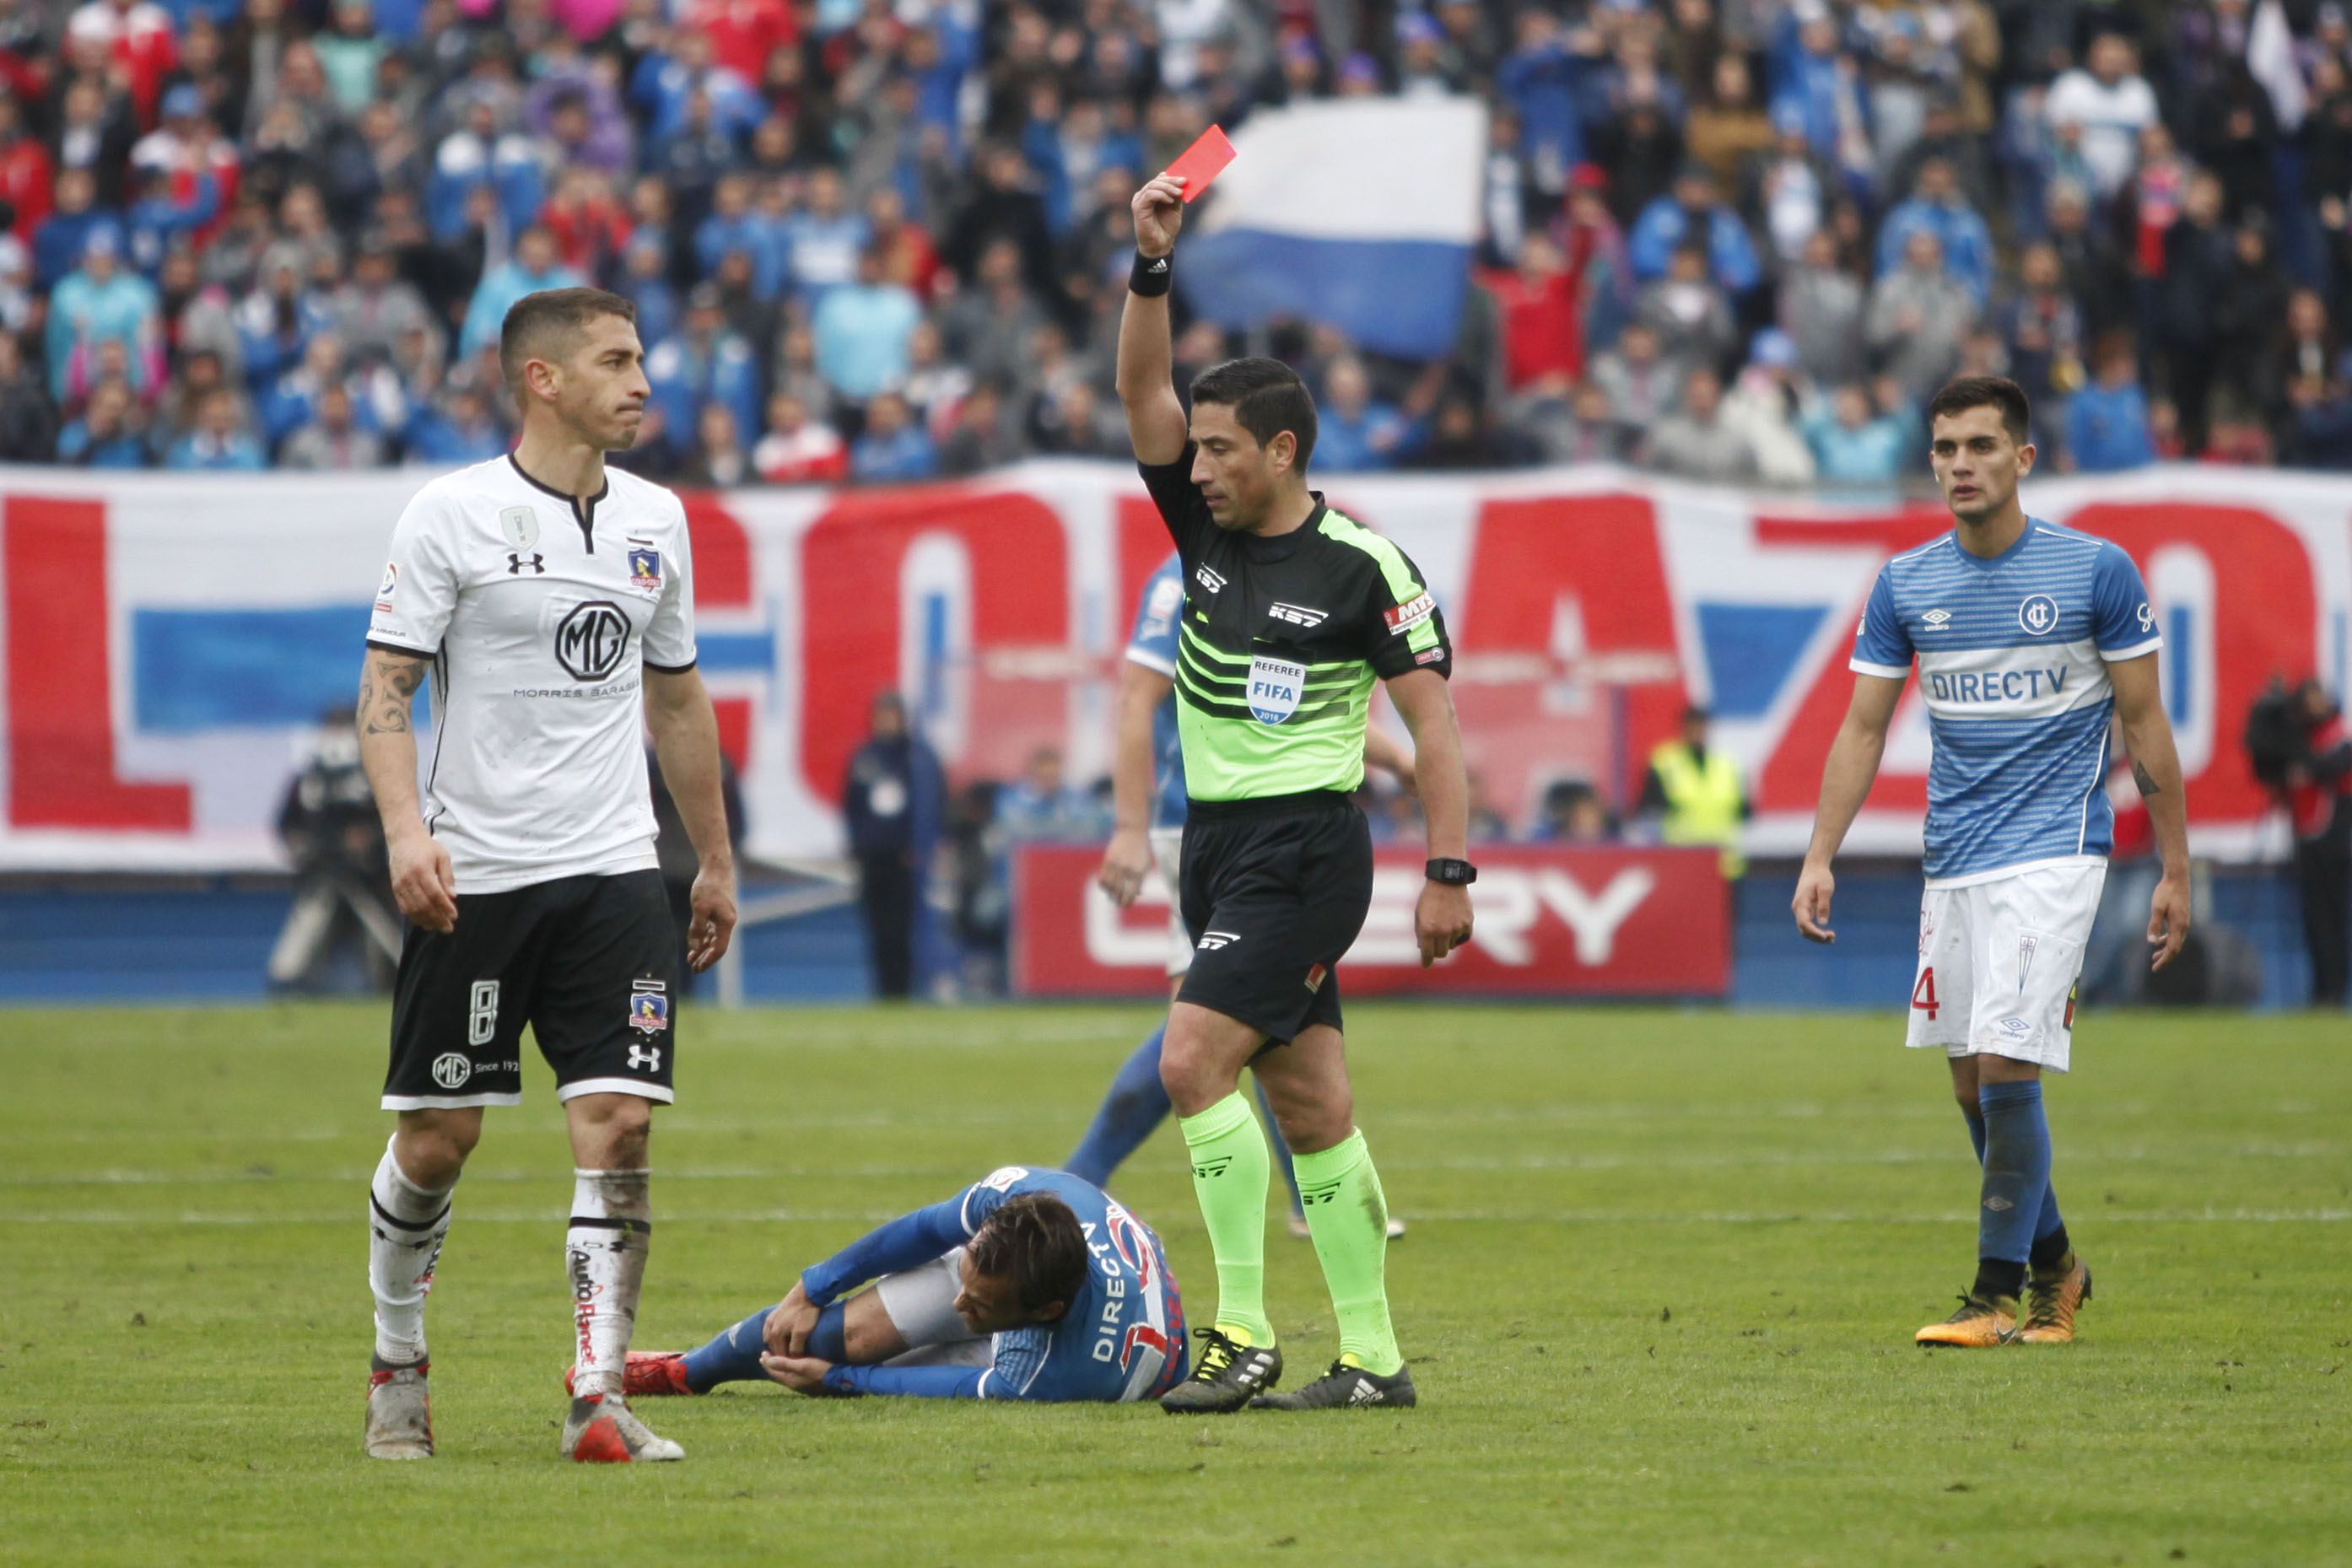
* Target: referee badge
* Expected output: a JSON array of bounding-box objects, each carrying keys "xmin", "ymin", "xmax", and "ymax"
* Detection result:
[
  {"xmin": 628, "ymin": 547, "xmax": 663, "ymax": 593},
  {"xmin": 1246, "ymin": 653, "xmax": 1307, "ymax": 725}
]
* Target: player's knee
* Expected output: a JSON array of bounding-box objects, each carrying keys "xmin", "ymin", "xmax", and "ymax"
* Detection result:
[
  {"xmin": 394, "ymin": 1109, "xmax": 479, "ymax": 1186},
  {"xmin": 570, "ymin": 1096, "xmax": 654, "ymax": 1166},
  {"xmin": 1266, "ymin": 1082, "xmax": 1351, "ymax": 1154}
]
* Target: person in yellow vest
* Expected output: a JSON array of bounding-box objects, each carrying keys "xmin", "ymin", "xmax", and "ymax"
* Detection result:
[{"xmin": 1639, "ymin": 704, "xmax": 1750, "ymax": 878}]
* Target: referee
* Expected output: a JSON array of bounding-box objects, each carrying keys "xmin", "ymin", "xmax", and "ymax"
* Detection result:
[
  {"xmin": 355, "ymin": 288, "xmax": 737, "ymax": 1463},
  {"xmin": 1115, "ymin": 170, "xmax": 1475, "ymax": 1413}
]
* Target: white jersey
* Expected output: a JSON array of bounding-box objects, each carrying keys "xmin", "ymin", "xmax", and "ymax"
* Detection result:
[{"xmin": 366, "ymin": 455, "xmax": 699, "ymax": 893}]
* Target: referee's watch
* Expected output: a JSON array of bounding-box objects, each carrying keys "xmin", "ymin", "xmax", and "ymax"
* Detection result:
[{"xmin": 1425, "ymin": 858, "xmax": 1478, "ymax": 886}]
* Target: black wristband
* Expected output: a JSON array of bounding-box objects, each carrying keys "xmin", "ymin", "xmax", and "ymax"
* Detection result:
[
  {"xmin": 1426, "ymin": 858, "xmax": 1478, "ymax": 886},
  {"xmin": 1130, "ymin": 249, "xmax": 1173, "ymax": 296}
]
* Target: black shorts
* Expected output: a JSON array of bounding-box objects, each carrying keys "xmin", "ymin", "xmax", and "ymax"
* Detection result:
[
  {"xmin": 382, "ymin": 869, "xmax": 681, "ymax": 1110},
  {"xmin": 1176, "ymin": 792, "xmax": 1374, "ymax": 1045}
]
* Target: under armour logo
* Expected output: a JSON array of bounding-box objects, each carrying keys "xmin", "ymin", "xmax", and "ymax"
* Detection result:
[
  {"xmin": 508, "ymin": 552, "xmax": 545, "ymax": 575},
  {"xmin": 627, "ymin": 1044, "xmax": 661, "ymax": 1071}
]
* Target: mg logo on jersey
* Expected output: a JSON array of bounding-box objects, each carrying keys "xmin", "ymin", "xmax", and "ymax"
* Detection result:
[
  {"xmin": 555, "ymin": 601, "xmax": 630, "ymax": 682},
  {"xmin": 2018, "ymin": 594, "xmax": 2060, "ymax": 634},
  {"xmin": 1246, "ymin": 654, "xmax": 1307, "ymax": 724},
  {"xmin": 430, "ymin": 1053, "xmax": 471, "ymax": 1090}
]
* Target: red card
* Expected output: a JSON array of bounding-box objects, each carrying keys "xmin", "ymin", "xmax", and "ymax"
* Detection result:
[{"xmin": 1163, "ymin": 125, "xmax": 1236, "ymax": 202}]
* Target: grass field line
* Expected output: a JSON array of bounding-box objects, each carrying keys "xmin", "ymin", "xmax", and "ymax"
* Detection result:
[
  {"xmin": 5, "ymin": 1139, "xmax": 2340, "ymax": 1188},
  {"xmin": 9, "ymin": 1206, "xmax": 2347, "ymax": 1226}
]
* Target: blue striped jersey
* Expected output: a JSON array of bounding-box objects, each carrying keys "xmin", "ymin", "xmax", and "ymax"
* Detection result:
[
  {"xmin": 1123, "ymin": 552, "xmax": 1189, "ymax": 831},
  {"xmin": 1850, "ymin": 518, "xmax": 2160, "ymax": 885}
]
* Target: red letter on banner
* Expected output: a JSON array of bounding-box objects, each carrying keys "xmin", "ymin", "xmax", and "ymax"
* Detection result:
[
  {"xmin": 797, "ymin": 486, "xmax": 1071, "ymax": 804},
  {"xmin": 3, "ymin": 494, "xmax": 192, "ymax": 829},
  {"xmin": 1454, "ymin": 493, "xmax": 1684, "ymax": 816},
  {"xmin": 678, "ymin": 491, "xmax": 754, "ymax": 769}
]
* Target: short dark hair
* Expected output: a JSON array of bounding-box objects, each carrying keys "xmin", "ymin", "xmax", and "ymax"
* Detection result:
[
  {"xmin": 1190, "ymin": 356, "xmax": 1318, "ymax": 469},
  {"xmin": 967, "ymin": 1192, "xmax": 1089, "ymax": 1314},
  {"xmin": 1926, "ymin": 375, "xmax": 2031, "ymax": 444},
  {"xmin": 499, "ymin": 287, "xmax": 637, "ymax": 400}
]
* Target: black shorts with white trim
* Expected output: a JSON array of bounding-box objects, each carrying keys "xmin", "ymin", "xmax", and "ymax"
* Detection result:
[
  {"xmin": 382, "ymin": 869, "xmax": 681, "ymax": 1110},
  {"xmin": 1175, "ymin": 791, "xmax": 1374, "ymax": 1045}
]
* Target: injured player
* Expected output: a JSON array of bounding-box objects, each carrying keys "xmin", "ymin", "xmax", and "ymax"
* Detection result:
[{"xmin": 575, "ymin": 1166, "xmax": 1188, "ymax": 1403}]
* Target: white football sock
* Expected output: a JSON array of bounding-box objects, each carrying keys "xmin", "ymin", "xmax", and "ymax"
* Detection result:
[
  {"xmin": 368, "ymin": 1137, "xmax": 455, "ymax": 1366},
  {"xmin": 567, "ymin": 1169, "xmax": 652, "ymax": 1401}
]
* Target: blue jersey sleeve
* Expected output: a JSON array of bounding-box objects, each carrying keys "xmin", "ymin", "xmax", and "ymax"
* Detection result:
[
  {"xmin": 821, "ymin": 1363, "xmax": 988, "ymax": 1398},
  {"xmin": 1849, "ymin": 566, "xmax": 1912, "ymax": 678},
  {"xmin": 1125, "ymin": 556, "xmax": 1184, "ymax": 677},
  {"xmin": 2091, "ymin": 542, "xmax": 2161, "ymax": 660},
  {"xmin": 798, "ymin": 1195, "xmax": 971, "ymax": 1307}
]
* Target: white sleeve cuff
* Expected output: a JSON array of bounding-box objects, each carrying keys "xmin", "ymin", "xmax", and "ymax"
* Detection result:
[
  {"xmin": 1125, "ymin": 648, "xmax": 1178, "ymax": 676},
  {"xmin": 2098, "ymin": 636, "xmax": 2162, "ymax": 663},
  {"xmin": 1848, "ymin": 659, "xmax": 1911, "ymax": 679}
]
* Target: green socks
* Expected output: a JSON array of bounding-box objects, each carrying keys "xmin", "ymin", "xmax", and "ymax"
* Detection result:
[
  {"xmin": 1179, "ymin": 1091, "xmax": 1274, "ymax": 1346},
  {"xmin": 1293, "ymin": 1129, "xmax": 1404, "ymax": 1377}
]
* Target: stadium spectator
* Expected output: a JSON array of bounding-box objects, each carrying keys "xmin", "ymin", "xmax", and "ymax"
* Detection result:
[
  {"xmin": 848, "ymin": 390, "xmax": 936, "ymax": 482},
  {"xmin": 1804, "ymin": 382, "xmax": 1911, "ymax": 488},
  {"xmin": 811, "ymin": 242, "xmax": 920, "ymax": 405},
  {"xmin": 1486, "ymin": 232, "xmax": 1583, "ymax": 396},
  {"xmin": 457, "ymin": 224, "xmax": 581, "ymax": 359},
  {"xmin": 0, "ymin": 331, "xmax": 60, "ymax": 459},
  {"xmin": 933, "ymin": 377, "xmax": 1022, "ymax": 476},
  {"xmin": 1780, "ymin": 229, "xmax": 1866, "ymax": 389},
  {"xmin": 165, "ymin": 385, "xmax": 265, "ymax": 469},
  {"xmin": 1629, "ymin": 165, "xmax": 1762, "ymax": 301},
  {"xmin": 46, "ymin": 228, "xmax": 161, "ymax": 402},
  {"xmin": 1589, "ymin": 319, "xmax": 1678, "ymax": 426},
  {"xmin": 2045, "ymin": 34, "xmax": 2160, "ymax": 202},
  {"xmin": 57, "ymin": 378, "xmax": 148, "ymax": 466},
  {"xmin": 279, "ymin": 380, "xmax": 386, "ymax": 469},
  {"xmin": 677, "ymin": 400, "xmax": 749, "ymax": 488},
  {"xmin": 1640, "ymin": 702, "xmax": 1748, "ymax": 878},
  {"xmin": 1644, "ymin": 365, "xmax": 1759, "ymax": 484},
  {"xmin": 1719, "ymin": 331, "xmax": 1815, "ymax": 484},
  {"xmin": 752, "ymin": 391, "xmax": 846, "ymax": 484},
  {"xmin": 1868, "ymin": 230, "xmax": 1975, "ymax": 405},
  {"xmin": 1314, "ymin": 355, "xmax": 1421, "ymax": 472},
  {"xmin": 646, "ymin": 283, "xmax": 759, "ymax": 458},
  {"xmin": 995, "ymin": 745, "xmax": 1103, "ymax": 845},
  {"xmin": 2065, "ymin": 339, "xmax": 2157, "ymax": 473},
  {"xmin": 1635, "ymin": 241, "xmax": 1740, "ymax": 382},
  {"xmin": 1875, "ymin": 158, "xmax": 1994, "ymax": 309}
]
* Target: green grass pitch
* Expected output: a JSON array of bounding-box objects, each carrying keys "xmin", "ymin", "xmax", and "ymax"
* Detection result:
[{"xmin": 5, "ymin": 1002, "xmax": 2347, "ymax": 1566}]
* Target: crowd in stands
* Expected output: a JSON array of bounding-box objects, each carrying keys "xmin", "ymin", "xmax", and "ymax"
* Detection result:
[{"xmin": 8, "ymin": 0, "xmax": 2352, "ymax": 484}]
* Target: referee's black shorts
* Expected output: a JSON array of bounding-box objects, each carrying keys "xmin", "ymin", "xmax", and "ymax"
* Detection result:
[
  {"xmin": 1176, "ymin": 791, "xmax": 1374, "ymax": 1045},
  {"xmin": 381, "ymin": 869, "xmax": 681, "ymax": 1110}
]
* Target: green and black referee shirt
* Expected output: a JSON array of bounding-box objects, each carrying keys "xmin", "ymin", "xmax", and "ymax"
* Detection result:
[{"xmin": 1139, "ymin": 447, "xmax": 1453, "ymax": 803}]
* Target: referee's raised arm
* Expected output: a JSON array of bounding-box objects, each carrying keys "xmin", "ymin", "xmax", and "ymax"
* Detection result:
[{"xmin": 1115, "ymin": 172, "xmax": 1191, "ymax": 466}]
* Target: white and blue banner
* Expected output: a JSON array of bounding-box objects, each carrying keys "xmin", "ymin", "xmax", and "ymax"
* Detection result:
[{"xmin": 1180, "ymin": 98, "xmax": 1488, "ymax": 359}]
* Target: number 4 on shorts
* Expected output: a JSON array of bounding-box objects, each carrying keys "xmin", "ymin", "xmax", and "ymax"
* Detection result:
[{"xmin": 1911, "ymin": 967, "xmax": 1939, "ymax": 1021}]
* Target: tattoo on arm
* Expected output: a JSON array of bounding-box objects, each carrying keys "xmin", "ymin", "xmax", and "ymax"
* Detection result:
[
  {"xmin": 362, "ymin": 655, "xmax": 426, "ymax": 736},
  {"xmin": 2132, "ymin": 759, "xmax": 2160, "ymax": 797}
]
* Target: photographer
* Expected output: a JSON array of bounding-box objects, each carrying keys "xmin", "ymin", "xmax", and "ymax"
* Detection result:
[
  {"xmin": 2248, "ymin": 677, "xmax": 2352, "ymax": 1006},
  {"xmin": 268, "ymin": 706, "xmax": 402, "ymax": 992}
]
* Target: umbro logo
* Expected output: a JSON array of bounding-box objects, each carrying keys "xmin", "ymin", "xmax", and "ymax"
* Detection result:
[
  {"xmin": 1922, "ymin": 608, "xmax": 1951, "ymax": 628},
  {"xmin": 508, "ymin": 552, "xmax": 545, "ymax": 575},
  {"xmin": 1197, "ymin": 929, "xmax": 1239, "ymax": 951},
  {"xmin": 1268, "ymin": 601, "xmax": 1327, "ymax": 628},
  {"xmin": 1195, "ymin": 565, "xmax": 1226, "ymax": 594}
]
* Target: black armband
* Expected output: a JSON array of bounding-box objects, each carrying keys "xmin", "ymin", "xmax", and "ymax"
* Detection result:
[{"xmin": 1130, "ymin": 249, "xmax": 1173, "ymax": 297}]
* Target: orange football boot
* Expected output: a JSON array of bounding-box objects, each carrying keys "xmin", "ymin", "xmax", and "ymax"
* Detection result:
[
  {"xmin": 1915, "ymin": 1293, "xmax": 2019, "ymax": 1346},
  {"xmin": 2018, "ymin": 1254, "xmax": 2092, "ymax": 1344}
]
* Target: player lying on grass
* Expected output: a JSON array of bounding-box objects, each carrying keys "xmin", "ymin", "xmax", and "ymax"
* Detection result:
[{"xmin": 578, "ymin": 1166, "xmax": 1188, "ymax": 1402}]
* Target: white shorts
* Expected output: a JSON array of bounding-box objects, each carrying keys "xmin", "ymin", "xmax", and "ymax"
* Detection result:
[
  {"xmin": 870, "ymin": 1248, "xmax": 993, "ymax": 1370},
  {"xmin": 1150, "ymin": 827, "xmax": 1190, "ymax": 978},
  {"xmin": 1907, "ymin": 859, "xmax": 2106, "ymax": 1073}
]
